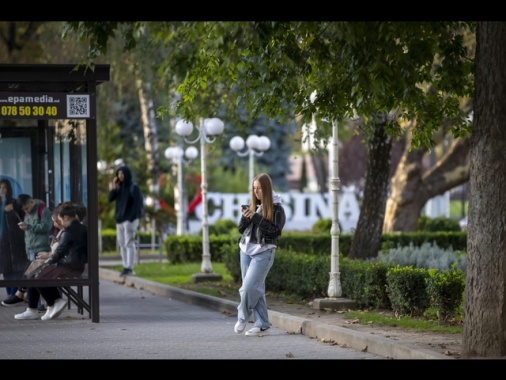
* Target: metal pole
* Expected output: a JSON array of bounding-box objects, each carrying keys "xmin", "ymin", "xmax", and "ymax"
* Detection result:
[
  {"xmin": 327, "ymin": 120, "xmax": 342, "ymax": 297},
  {"xmin": 199, "ymin": 118, "xmax": 212, "ymax": 273},
  {"xmin": 249, "ymin": 148, "xmax": 254, "ymax": 186},
  {"xmin": 176, "ymin": 152, "xmax": 185, "ymax": 235}
]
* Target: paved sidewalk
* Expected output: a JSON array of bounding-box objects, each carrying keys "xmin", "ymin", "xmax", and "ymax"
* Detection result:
[
  {"xmin": 0, "ymin": 261, "xmax": 457, "ymax": 360},
  {"xmin": 0, "ymin": 273, "xmax": 383, "ymax": 360},
  {"xmin": 99, "ymin": 267, "xmax": 452, "ymax": 360}
]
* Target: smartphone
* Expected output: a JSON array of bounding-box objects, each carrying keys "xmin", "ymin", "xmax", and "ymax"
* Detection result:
[{"xmin": 241, "ymin": 205, "xmax": 249, "ymax": 210}]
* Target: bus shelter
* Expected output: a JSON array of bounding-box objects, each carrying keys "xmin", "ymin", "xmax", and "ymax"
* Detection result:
[{"xmin": 0, "ymin": 64, "xmax": 110, "ymax": 322}]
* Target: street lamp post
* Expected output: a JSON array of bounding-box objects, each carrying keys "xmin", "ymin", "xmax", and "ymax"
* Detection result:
[
  {"xmin": 164, "ymin": 145, "xmax": 198, "ymax": 235},
  {"xmin": 327, "ymin": 120, "xmax": 342, "ymax": 298},
  {"xmin": 174, "ymin": 117, "xmax": 224, "ymax": 281},
  {"xmin": 309, "ymin": 94, "xmax": 354, "ymax": 310},
  {"xmin": 229, "ymin": 135, "xmax": 271, "ymax": 186}
]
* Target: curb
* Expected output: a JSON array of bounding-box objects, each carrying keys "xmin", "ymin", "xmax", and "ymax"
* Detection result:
[{"xmin": 98, "ymin": 268, "xmax": 452, "ymax": 360}]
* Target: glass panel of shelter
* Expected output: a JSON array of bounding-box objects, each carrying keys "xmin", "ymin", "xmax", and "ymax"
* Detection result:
[{"xmin": 0, "ymin": 119, "xmax": 89, "ymax": 284}]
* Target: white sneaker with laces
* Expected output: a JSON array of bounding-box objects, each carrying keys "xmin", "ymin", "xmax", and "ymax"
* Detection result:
[
  {"xmin": 49, "ymin": 298, "xmax": 67, "ymax": 319},
  {"xmin": 245, "ymin": 326, "xmax": 270, "ymax": 337},
  {"xmin": 14, "ymin": 308, "xmax": 39, "ymax": 320},
  {"xmin": 40, "ymin": 306, "xmax": 54, "ymax": 321},
  {"xmin": 234, "ymin": 320, "xmax": 247, "ymax": 334}
]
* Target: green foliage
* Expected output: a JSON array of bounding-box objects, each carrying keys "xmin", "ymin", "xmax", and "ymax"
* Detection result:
[
  {"xmin": 66, "ymin": 21, "xmax": 475, "ymax": 150},
  {"xmin": 312, "ymin": 218, "xmax": 332, "ymax": 233},
  {"xmin": 267, "ymin": 249, "xmax": 330, "ymax": 299},
  {"xmin": 208, "ymin": 219, "xmax": 237, "ymax": 236},
  {"xmin": 109, "ymin": 261, "xmax": 233, "ymax": 285},
  {"xmin": 280, "ymin": 231, "xmax": 334, "ymax": 255},
  {"xmin": 386, "ymin": 266, "xmax": 431, "ymax": 317},
  {"xmin": 164, "ymin": 234, "xmax": 239, "ymax": 264},
  {"xmin": 426, "ymin": 266, "xmax": 465, "ymax": 321},
  {"xmin": 100, "ymin": 229, "xmax": 163, "ymax": 253},
  {"xmin": 379, "ymin": 231, "xmax": 467, "ymax": 253},
  {"xmin": 343, "ymin": 309, "xmax": 462, "ymax": 334},
  {"xmin": 340, "ymin": 257, "xmax": 390, "ymax": 309},
  {"xmin": 101, "ymin": 229, "xmax": 118, "ymax": 252},
  {"xmin": 418, "ymin": 215, "xmax": 461, "ymax": 232},
  {"xmin": 222, "ymin": 242, "xmax": 241, "ymax": 282}
]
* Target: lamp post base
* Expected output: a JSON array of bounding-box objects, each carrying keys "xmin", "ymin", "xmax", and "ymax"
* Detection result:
[
  {"xmin": 192, "ymin": 273, "xmax": 223, "ymax": 283},
  {"xmin": 312, "ymin": 297, "xmax": 357, "ymax": 311}
]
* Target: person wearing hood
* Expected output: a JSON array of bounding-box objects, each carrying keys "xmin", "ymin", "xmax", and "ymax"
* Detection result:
[
  {"xmin": 0, "ymin": 179, "xmax": 28, "ymax": 299},
  {"xmin": 234, "ymin": 173, "xmax": 286, "ymax": 337},
  {"xmin": 108, "ymin": 165, "xmax": 144, "ymax": 276}
]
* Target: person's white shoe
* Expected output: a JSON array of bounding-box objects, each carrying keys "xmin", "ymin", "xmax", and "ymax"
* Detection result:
[
  {"xmin": 49, "ymin": 298, "xmax": 67, "ymax": 319},
  {"xmin": 40, "ymin": 306, "xmax": 54, "ymax": 321},
  {"xmin": 245, "ymin": 326, "xmax": 270, "ymax": 337},
  {"xmin": 14, "ymin": 308, "xmax": 39, "ymax": 320},
  {"xmin": 234, "ymin": 320, "xmax": 247, "ymax": 334}
]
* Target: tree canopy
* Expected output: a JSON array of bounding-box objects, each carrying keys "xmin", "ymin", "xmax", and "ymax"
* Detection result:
[{"xmin": 65, "ymin": 21, "xmax": 475, "ymax": 149}]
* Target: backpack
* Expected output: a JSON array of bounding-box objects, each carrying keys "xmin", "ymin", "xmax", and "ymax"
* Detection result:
[
  {"xmin": 37, "ymin": 202, "xmax": 46, "ymax": 219},
  {"xmin": 37, "ymin": 202, "xmax": 59, "ymax": 242}
]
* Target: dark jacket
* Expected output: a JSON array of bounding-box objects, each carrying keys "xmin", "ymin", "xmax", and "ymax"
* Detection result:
[
  {"xmin": 108, "ymin": 165, "xmax": 144, "ymax": 223},
  {"xmin": 0, "ymin": 196, "xmax": 28, "ymax": 276},
  {"xmin": 238, "ymin": 203, "xmax": 286, "ymax": 246},
  {"xmin": 46, "ymin": 219, "xmax": 87, "ymax": 274}
]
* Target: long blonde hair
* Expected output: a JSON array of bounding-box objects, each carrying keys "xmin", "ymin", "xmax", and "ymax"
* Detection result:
[{"xmin": 249, "ymin": 173, "xmax": 274, "ymax": 222}]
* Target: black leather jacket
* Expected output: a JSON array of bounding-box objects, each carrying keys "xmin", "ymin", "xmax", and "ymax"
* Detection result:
[
  {"xmin": 238, "ymin": 203, "xmax": 286, "ymax": 246},
  {"xmin": 46, "ymin": 219, "xmax": 88, "ymax": 274}
]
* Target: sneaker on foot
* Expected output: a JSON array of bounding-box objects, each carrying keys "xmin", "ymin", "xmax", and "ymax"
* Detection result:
[
  {"xmin": 49, "ymin": 298, "xmax": 67, "ymax": 319},
  {"xmin": 40, "ymin": 306, "xmax": 54, "ymax": 321},
  {"xmin": 2, "ymin": 294, "xmax": 25, "ymax": 307},
  {"xmin": 245, "ymin": 326, "xmax": 270, "ymax": 337},
  {"xmin": 15, "ymin": 308, "xmax": 39, "ymax": 320},
  {"xmin": 234, "ymin": 320, "xmax": 247, "ymax": 334},
  {"xmin": 120, "ymin": 268, "xmax": 134, "ymax": 276}
]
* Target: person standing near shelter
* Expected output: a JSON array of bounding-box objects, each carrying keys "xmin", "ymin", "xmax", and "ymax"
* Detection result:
[
  {"xmin": 2, "ymin": 194, "xmax": 52, "ymax": 307},
  {"xmin": 0, "ymin": 179, "xmax": 28, "ymax": 299},
  {"xmin": 108, "ymin": 165, "xmax": 144, "ymax": 276},
  {"xmin": 234, "ymin": 173, "xmax": 286, "ymax": 337}
]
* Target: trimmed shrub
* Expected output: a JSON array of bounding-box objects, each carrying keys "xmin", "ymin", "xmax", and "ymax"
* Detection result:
[
  {"xmin": 386, "ymin": 265, "xmax": 430, "ymax": 317},
  {"xmin": 426, "ymin": 265, "xmax": 465, "ymax": 321}
]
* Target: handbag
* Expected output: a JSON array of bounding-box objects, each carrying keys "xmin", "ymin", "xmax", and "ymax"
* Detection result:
[
  {"xmin": 33, "ymin": 262, "xmax": 72, "ymax": 280},
  {"xmin": 24, "ymin": 259, "xmax": 47, "ymax": 279}
]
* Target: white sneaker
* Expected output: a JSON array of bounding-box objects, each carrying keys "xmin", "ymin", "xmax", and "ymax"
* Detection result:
[
  {"xmin": 234, "ymin": 320, "xmax": 247, "ymax": 334},
  {"xmin": 14, "ymin": 308, "xmax": 39, "ymax": 320},
  {"xmin": 40, "ymin": 306, "xmax": 54, "ymax": 321},
  {"xmin": 49, "ymin": 298, "xmax": 67, "ymax": 319},
  {"xmin": 245, "ymin": 326, "xmax": 270, "ymax": 337}
]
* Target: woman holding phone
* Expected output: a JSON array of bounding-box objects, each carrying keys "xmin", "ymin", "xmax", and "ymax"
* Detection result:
[{"xmin": 234, "ymin": 173, "xmax": 286, "ymax": 337}]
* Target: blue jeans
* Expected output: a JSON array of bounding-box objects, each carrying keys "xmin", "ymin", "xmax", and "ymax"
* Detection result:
[{"xmin": 237, "ymin": 248, "xmax": 275, "ymax": 329}]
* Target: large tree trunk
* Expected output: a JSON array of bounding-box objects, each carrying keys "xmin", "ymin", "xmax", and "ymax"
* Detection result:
[
  {"xmin": 137, "ymin": 79, "xmax": 160, "ymax": 210},
  {"xmin": 462, "ymin": 21, "xmax": 506, "ymax": 358},
  {"xmin": 348, "ymin": 117, "xmax": 392, "ymax": 259},
  {"xmin": 383, "ymin": 135, "xmax": 470, "ymax": 232}
]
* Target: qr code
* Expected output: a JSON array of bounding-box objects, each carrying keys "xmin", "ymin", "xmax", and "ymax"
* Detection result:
[{"xmin": 67, "ymin": 94, "xmax": 90, "ymax": 118}]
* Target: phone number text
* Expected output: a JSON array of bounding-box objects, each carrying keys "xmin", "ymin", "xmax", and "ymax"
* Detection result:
[{"xmin": 0, "ymin": 105, "xmax": 59, "ymax": 117}]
